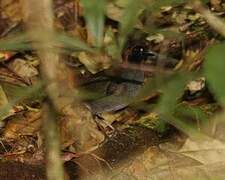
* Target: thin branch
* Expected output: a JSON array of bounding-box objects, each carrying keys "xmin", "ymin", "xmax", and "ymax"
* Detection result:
[
  {"xmin": 42, "ymin": 103, "xmax": 65, "ymax": 180},
  {"xmin": 21, "ymin": 0, "xmax": 104, "ymax": 179},
  {"xmin": 21, "ymin": 1, "xmax": 65, "ymax": 180}
]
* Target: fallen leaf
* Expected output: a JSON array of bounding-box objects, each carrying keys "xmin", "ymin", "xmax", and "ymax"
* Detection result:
[
  {"xmin": 179, "ymin": 138, "xmax": 225, "ymax": 164},
  {"xmin": 186, "ymin": 77, "xmax": 205, "ymax": 93},
  {"xmin": 2, "ymin": 111, "xmax": 42, "ymax": 141},
  {"xmin": 78, "ymin": 52, "xmax": 111, "ymax": 74},
  {"xmin": 8, "ymin": 58, "xmax": 38, "ymax": 84}
]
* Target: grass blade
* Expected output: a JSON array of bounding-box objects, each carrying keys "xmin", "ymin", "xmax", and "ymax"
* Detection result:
[
  {"xmin": 0, "ymin": 33, "xmax": 32, "ymax": 51},
  {"xmin": 157, "ymin": 73, "xmax": 192, "ymax": 114},
  {"xmin": 81, "ymin": 0, "xmax": 106, "ymax": 47},
  {"xmin": 118, "ymin": 0, "xmax": 144, "ymax": 50},
  {"xmin": 204, "ymin": 43, "xmax": 225, "ymax": 106},
  {"xmin": 56, "ymin": 33, "xmax": 94, "ymax": 52}
]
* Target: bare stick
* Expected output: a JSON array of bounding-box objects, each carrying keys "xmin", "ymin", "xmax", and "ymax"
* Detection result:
[
  {"xmin": 21, "ymin": 1, "xmax": 65, "ymax": 179},
  {"xmin": 21, "ymin": 0, "xmax": 104, "ymax": 179},
  {"xmin": 43, "ymin": 103, "xmax": 65, "ymax": 180}
]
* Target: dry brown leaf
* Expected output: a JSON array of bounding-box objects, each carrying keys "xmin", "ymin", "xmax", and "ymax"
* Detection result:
[
  {"xmin": 8, "ymin": 58, "xmax": 39, "ymax": 84},
  {"xmin": 106, "ymin": 2, "xmax": 123, "ymax": 22},
  {"xmin": 210, "ymin": 0, "xmax": 222, "ymax": 11},
  {"xmin": 0, "ymin": 66, "xmax": 28, "ymax": 86},
  {"xmin": 60, "ymin": 104, "xmax": 105, "ymax": 151},
  {"xmin": 90, "ymin": 137, "xmax": 225, "ymax": 179},
  {"xmin": 0, "ymin": 51, "xmax": 17, "ymax": 61},
  {"xmin": 78, "ymin": 52, "xmax": 111, "ymax": 74},
  {"xmin": 2, "ymin": 111, "xmax": 42, "ymax": 141},
  {"xmin": 178, "ymin": 138, "xmax": 225, "ymax": 164},
  {"xmin": 100, "ymin": 109, "xmax": 138, "ymax": 125},
  {"xmin": 1, "ymin": 0, "xmax": 22, "ymax": 23},
  {"xmin": 186, "ymin": 77, "xmax": 205, "ymax": 93}
]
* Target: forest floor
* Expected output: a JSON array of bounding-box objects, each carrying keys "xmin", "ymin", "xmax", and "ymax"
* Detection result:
[{"xmin": 0, "ymin": 0, "xmax": 225, "ymax": 179}]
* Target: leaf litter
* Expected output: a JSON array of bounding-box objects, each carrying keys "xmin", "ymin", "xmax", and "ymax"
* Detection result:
[{"xmin": 0, "ymin": 0, "xmax": 225, "ymax": 179}]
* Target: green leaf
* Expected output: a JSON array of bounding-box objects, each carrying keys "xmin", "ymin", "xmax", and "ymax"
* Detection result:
[
  {"xmin": 119, "ymin": 0, "xmax": 144, "ymax": 49},
  {"xmin": 0, "ymin": 32, "xmax": 93, "ymax": 53},
  {"xmin": 157, "ymin": 73, "xmax": 191, "ymax": 114},
  {"xmin": 137, "ymin": 114, "xmax": 168, "ymax": 133},
  {"xmin": 56, "ymin": 33, "xmax": 94, "ymax": 53},
  {"xmin": 204, "ymin": 43, "xmax": 225, "ymax": 106},
  {"xmin": 0, "ymin": 33, "xmax": 32, "ymax": 51},
  {"xmin": 0, "ymin": 83, "xmax": 44, "ymax": 121},
  {"xmin": 176, "ymin": 104, "xmax": 209, "ymax": 122},
  {"xmin": 0, "ymin": 85, "xmax": 8, "ymax": 107},
  {"xmin": 2, "ymin": 82, "xmax": 45, "ymax": 102},
  {"xmin": 160, "ymin": 113, "xmax": 206, "ymax": 138},
  {"xmin": 81, "ymin": 0, "xmax": 106, "ymax": 47},
  {"xmin": 155, "ymin": 73, "xmax": 208, "ymax": 137},
  {"xmin": 104, "ymin": 27, "xmax": 120, "ymax": 59},
  {"xmin": 133, "ymin": 76, "xmax": 162, "ymax": 102},
  {"xmin": 0, "ymin": 32, "xmax": 94, "ymax": 53}
]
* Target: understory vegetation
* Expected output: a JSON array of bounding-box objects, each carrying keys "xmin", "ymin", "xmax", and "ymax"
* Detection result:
[{"xmin": 0, "ymin": 0, "xmax": 225, "ymax": 179}]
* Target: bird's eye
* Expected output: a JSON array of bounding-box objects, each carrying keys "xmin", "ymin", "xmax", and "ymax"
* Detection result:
[{"xmin": 128, "ymin": 45, "xmax": 147, "ymax": 63}]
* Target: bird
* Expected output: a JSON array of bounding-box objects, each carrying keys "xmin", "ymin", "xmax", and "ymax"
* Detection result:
[{"xmin": 82, "ymin": 44, "xmax": 180, "ymax": 114}]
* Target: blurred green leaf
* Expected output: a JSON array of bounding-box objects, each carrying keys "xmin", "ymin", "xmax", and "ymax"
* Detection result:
[
  {"xmin": 133, "ymin": 76, "xmax": 161, "ymax": 102},
  {"xmin": 0, "ymin": 85, "xmax": 8, "ymax": 107},
  {"xmin": 176, "ymin": 104, "xmax": 209, "ymax": 122},
  {"xmin": 56, "ymin": 33, "xmax": 94, "ymax": 52},
  {"xmin": 74, "ymin": 88, "xmax": 104, "ymax": 101},
  {"xmin": 137, "ymin": 113, "xmax": 168, "ymax": 133},
  {"xmin": 133, "ymin": 74, "xmax": 193, "ymax": 110},
  {"xmin": 0, "ymin": 33, "xmax": 32, "ymax": 51},
  {"xmin": 204, "ymin": 43, "xmax": 225, "ymax": 106},
  {"xmin": 0, "ymin": 103, "xmax": 14, "ymax": 121},
  {"xmin": 104, "ymin": 27, "xmax": 120, "ymax": 59},
  {"xmin": 161, "ymin": 113, "xmax": 206, "ymax": 138},
  {"xmin": 157, "ymin": 73, "xmax": 191, "ymax": 114},
  {"xmin": 119, "ymin": 0, "xmax": 144, "ymax": 49},
  {"xmin": 2, "ymin": 82, "xmax": 45, "ymax": 102},
  {"xmin": 0, "ymin": 82, "xmax": 44, "ymax": 121},
  {"xmin": 155, "ymin": 73, "xmax": 209, "ymax": 137},
  {"xmin": 0, "ymin": 32, "xmax": 93, "ymax": 53},
  {"xmin": 81, "ymin": 0, "xmax": 106, "ymax": 47},
  {"xmin": 201, "ymin": 0, "xmax": 210, "ymax": 3},
  {"xmin": 0, "ymin": 85, "xmax": 11, "ymax": 121}
]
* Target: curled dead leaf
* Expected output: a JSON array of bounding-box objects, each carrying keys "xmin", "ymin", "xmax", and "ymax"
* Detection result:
[
  {"xmin": 60, "ymin": 103, "xmax": 105, "ymax": 151},
  {"xmin": 8, "ymin": 58, "xmax": 38, "ymax": 84},
  {"xmin": 2, "ymin": 111, "xmax": 42, "ymax": 141},
  {"xmin": 78, "ymin": 52, "xmax": 111, "ymax": 74}
]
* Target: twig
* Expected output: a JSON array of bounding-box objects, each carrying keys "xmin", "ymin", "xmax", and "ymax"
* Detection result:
[
  {"xmin": 21, "ymin": 0, "xmax": 104, "ymax": 179},
  {"xmin": 21, "ymin": 1, "xmax": 65, "ymax": 179},
  {"xmin": 42, "ymin": 103, "xmax": 65, "ymax": 180}
]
